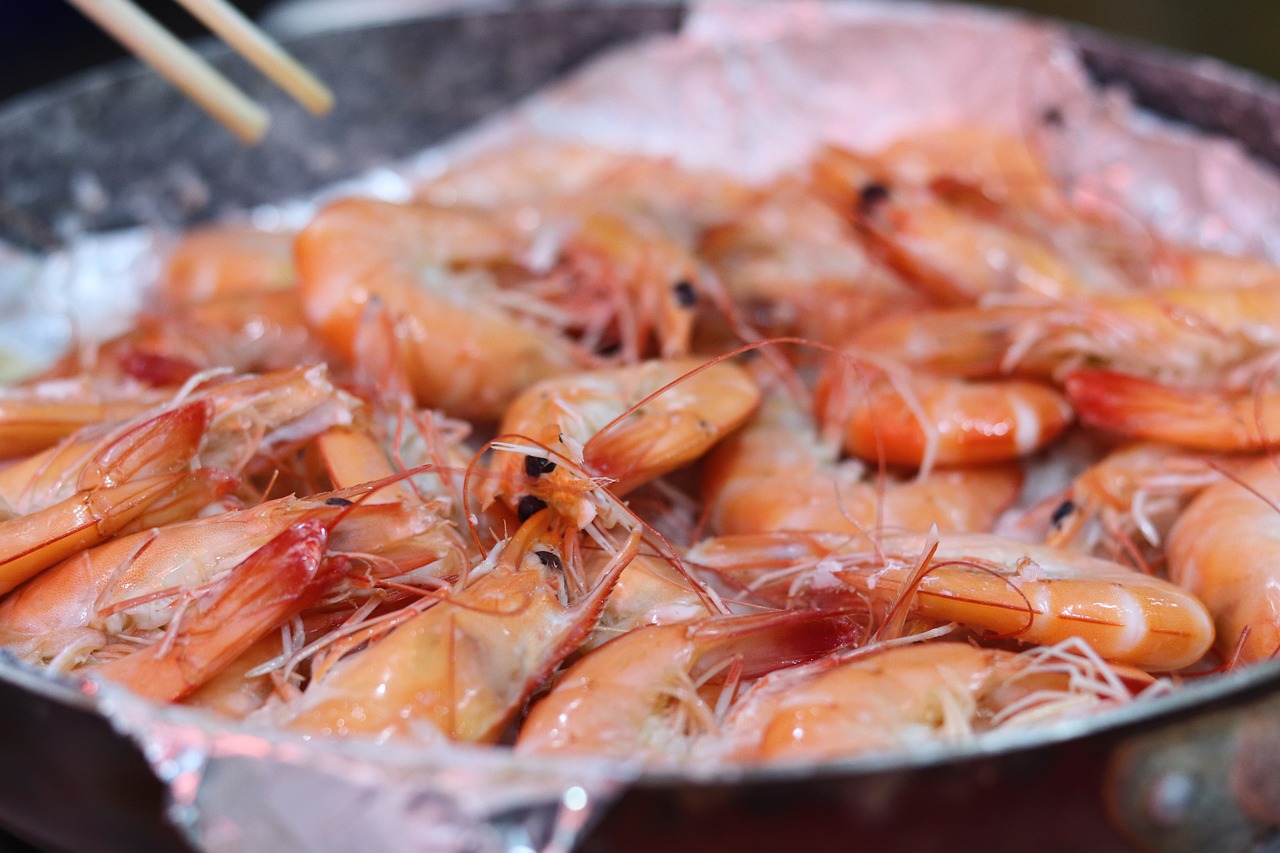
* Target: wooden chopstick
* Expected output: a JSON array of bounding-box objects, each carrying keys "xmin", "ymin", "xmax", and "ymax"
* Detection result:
[
  {"xmin": 171, "ymin": 0, "xmax": 334, "ymax": 115},
  {"xmin": 64, "ymin": 0, "xmax": 334, "ymax": 143}
]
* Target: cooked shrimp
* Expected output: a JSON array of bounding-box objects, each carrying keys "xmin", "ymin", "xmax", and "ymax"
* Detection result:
[
  {"xmin": 1067, "ymin": 368, "xmax": 1280, "ymax": 452},
  {"xmin": 0, "ymin": 399, "xmax": 212, "ymax": 518},
  {"xmin": 869, "ymin": 124, "xmax": 1064, "ymax": 212},
  {"xmin": 486, "ymin": 357, "xmax": 759, "ymax": 530},
  {"xmin": 854, "ymin": 183, "xmax": 1132, "ymax": 305},
  {"xmin": 82, "ymin": 291, "xmax": 329, "ymax": 386},
  {"xmin": 0, "ymin": 379, "xmax": 160, "ymax": 460},
  {"xmin": 689, "ymin": 531, "xmax": 1214, "ymax": 670},
  {"xmin": 161, "ymin": 224, "xmax": 295, "ymax": 304},
  {"xmin": 853, "ymin": 288, "xmax": 1280, "ymax": 389},
  {"xmin": 701, "ymin": 389, "xmax": 1021, "ymax": 537},
  {"xmin": 584, "ymin": 548, "xmax": 720, "ymax": 648},
  {"xmin": 516, "ymin": 609, "xmax": 864, "ymax": 763},
  {"xmin": 847, "ymin": 533, "xmax": 1214, "ymax": 670},
  {"xmin": 275, "ymin": 511, "xmax": 640, "ymax": 743},
  {"xmin": 0, "ymin": 483, "xmax": 451, "ymax": 666},
  {"xmin": 546, "ymin": 209, "xmax": 701, "ymax": 361},
  {"xmin": 817, "ymin": 356, "xmax": 1072, "ymax": 470},
  {"xmin": 698, "ymin": 177, "xmax": 922, "ymax": 344},
  {"xmin": 1035, "ymin": 442, "xmax": 1228, "ymax": 568},
  {"xmin": 296, "ymin": 197, "xmax": 582, "ymax": 419},
  {"xmin": 0, "ymin": 472, "xmax": 192, "ymax": 594},
  {"xmin": 719, "ymin": 639, "xmax": 1154, "ymax": 763},
  {"xmin": 85, "ymin": 520, "xmax": 339, "ymax": 702},
  {"xmin": 1166, "ymin": 458, "xmax": 1280, "ymax": 663}
]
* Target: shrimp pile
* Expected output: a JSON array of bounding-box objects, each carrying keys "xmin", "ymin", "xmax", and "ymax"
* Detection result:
[{"xmin": 3, "ymin": 123, "xmax": 1276, "ymax": 768}]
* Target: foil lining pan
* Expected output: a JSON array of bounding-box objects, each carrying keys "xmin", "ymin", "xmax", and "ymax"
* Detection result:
[{"xmin": 4, "ymin": 3, "xmax": 1280, "ymax": 851}]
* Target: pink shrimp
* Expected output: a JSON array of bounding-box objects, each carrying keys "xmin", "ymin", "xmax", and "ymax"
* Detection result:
[
  {"xmin": 718, "ymin": 639, "xmax": 1155, "ymax": 764},
  {"xmin": 1166, "ymin": 458, "xmax": 1280, "ymax": 664},
  {"xmin": 0, "ymin": 482, "xmax": 456, "ymax": 668},
  {"xmin": 296, "ymin": 197, "xmax": 582, "ymax": 419},
  {"xmin": 817, "ymin": 356, "xmax": 1073, "ymax": 469},
  {"xmin": 852, "ymin": 288, "xmax": 1280, "ymax": 388},
  {"xmin": 486, "ymin": 356, "xmax": 760, "ymax": 530},
  {"xmin": 700, "ymin": 388, "xmax": 1022, "ymax": 537},
  {"xmin": 160, "ymin": 224, "xmax": 295, "ymax": 304},
  {"xmin": 85, "ymin": 520, "xmax": 339, "ymax": 702},
  {"xmin": 1067, "ymin": 368, "xmax": 1280, "ymax": 452},
  {"xmin": 0, "ymin": 399, "xmax": 212, "ymax": 518},
  {"xmin": 516, "ymin": 609, "xmax": 864, "ymax": 763},
  {"xmin": 687, "ymin": 531, "xmax": 1214, "ymax": 670},
  {"xmin": 698, "ymin": 177, "xmax": 922, "ymax": 345},
  {"xmin": 0, "ymin": 379, "xmax": 161, "ymax": 460},
  {"xmin": 274, "ymin": 510, "xmax": 640, "ymax": 743}
]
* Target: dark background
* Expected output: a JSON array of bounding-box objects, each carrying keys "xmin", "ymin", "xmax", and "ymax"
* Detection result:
[{"xmin": 2, "ymin": 0, "xmax": 1280, "ymax": 103}]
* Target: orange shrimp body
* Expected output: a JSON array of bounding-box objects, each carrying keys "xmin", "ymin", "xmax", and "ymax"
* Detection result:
[
  {"xmin": 869, "ymin": 125, "xmax": 1064, "ymax": 211},
  {"xmin": 0, "ymin": 471, "xmax": 191, "ymax": 595},
  {"xmin": 1068, "ymin": 368, "xmax": 1280, "ymax": 453},
  {"xmin": 585, "ymin": 550, "xmax": 718, "ymax": 648},
  {"xmin": 161, "ymin": 224, "xmax": 296, "ymax": 304},
  {"xmin": 296, "ymin": 197, "xmax": 579, "ymax": 419},
  {"xmin": 0, "ymin": 485, "xmax": 442, "ymax": 666},
  {"xmin": 0, "ymin": 383, "xmax": 159, "ymax": 461},
  {"xmin": 819, "ymin": 363, "xmax": 1073, "ymax": 469},
  {"xmin": 689, "ymin": 532, "xmax": 1213, "ymax": 670},
  {"xmin": 699, "ymin": 178, "xmax": 921, "ymax": 344},
  {"xmin": 491, "ymin": 357, "xmax": 760, "ymax": 528},
  {"xmin": 1166, "ymin": 459, "xmax": 1280, "ymax": 663},
  {"xmin": 852, "ymin": 289, "xmax": 1280, "ymax": 387},
  {"xmin": 842, "ymin": 533, "xmax": 1214, "ymax": 670},
  {"xmin": 86, "ymin": 520, "xmax": 337, "ymax": 702},
  {"xmin": 719, "ymin": 641, "xmax": 1148, "ymax": 763},
  {"xmin": 861, "ymin": 192, "xmax": 1108, "ymax": 305},
  {"xmin": 701, "ymin": 390, "xmax": 1022, "ymax": 537},
  {"xmin": 1037, "ymin": 442, "xmax": 1228, "ymax": 565},
  {"xmin": 848, "ymin": 305, "xmax": 1038, "ymax": 380},
  {"xmin": 552, "ymin": 209, "xmax": 701, "ymax": 361},
  {"xmin": 516, "ymin": 609, "xmax": 863, "ymax": 763},
  {"xmin": 277, "ymin": 511, "xmax": 637, "ymax": 743},
  {"xmin": 0, "ymin": 399, "xmax": 212, "ymax": 518}
]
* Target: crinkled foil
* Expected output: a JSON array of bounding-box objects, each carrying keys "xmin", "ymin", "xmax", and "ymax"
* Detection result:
[
  {"xmin": 93, "ymin": 682, "xmax": 630, "ymax": 853},
  {"xmin": 8, "ymin": 2, "xmax": 1280, "ymax": 850}
]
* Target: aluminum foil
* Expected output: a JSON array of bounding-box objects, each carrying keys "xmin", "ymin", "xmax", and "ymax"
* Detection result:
[{"xmin": 9, "ymin": 2, "xmax": 1280, "ymax": 850}]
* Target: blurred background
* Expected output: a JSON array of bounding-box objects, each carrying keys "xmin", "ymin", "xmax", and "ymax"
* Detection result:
[{"xmin": 2, "ymin": 0, "xmax": 1279, "ymax": 102}]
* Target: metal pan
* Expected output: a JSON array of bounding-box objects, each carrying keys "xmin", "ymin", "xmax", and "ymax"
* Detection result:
[{"xmin": 2, "ymin": 5, "xmax": 1280, "ymax": 851}]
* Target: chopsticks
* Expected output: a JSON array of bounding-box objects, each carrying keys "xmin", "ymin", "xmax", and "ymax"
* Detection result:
[{"xmin": 64, "ymin": 0, "xmax": 334, "ymax": 143}]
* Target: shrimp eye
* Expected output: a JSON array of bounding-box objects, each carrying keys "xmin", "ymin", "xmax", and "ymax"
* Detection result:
[
  {"xmin": 535, "ymin": 550, "xmax": 564, "ymax": 571},
  {"xmin": 857, "ymin": 182, "xmax": 890, "ymax": 215},
  {"xmin": 518, "ymin": 494, "xmax": 548, "ymax": 522},
  {"xmin": 673, "ymin": 279, "xmax": 697, "ymax": 307},
  {"xmin": 524, "ymin": 455, "xmax": 557, "ymax": 478},
  {"xmin": 1049, "ymin": 499, "xmax": 1076, "ymax": 527},
  {"xmin": 325, "ymin": 497, "xmax": 354, "ymax": 506},
  {"xmin": 1041, "ymin": 106, "xmax": 1065, "ymax": 127}
]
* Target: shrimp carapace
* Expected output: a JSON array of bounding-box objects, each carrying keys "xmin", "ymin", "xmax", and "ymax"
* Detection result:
[
  {"xmin": 296, "ymin": 197, "xmax": 581, "ymax": 419},
  {"xmin": 517, "ymin": 608, "xmax": 866, "ymax": 762},
  {"xmin": 487, "ymin": 356, "xmax": 760, "ymax": 529}
]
